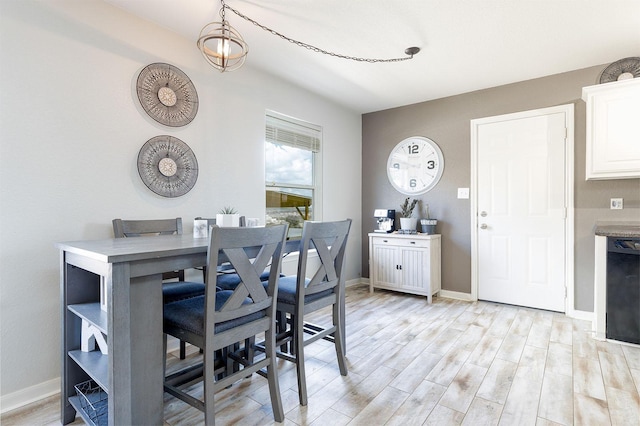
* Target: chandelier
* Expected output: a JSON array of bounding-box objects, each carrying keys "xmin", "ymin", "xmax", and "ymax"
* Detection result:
[{"xmin": 197, "ymin": 0, "xmax": 420, "ymax": 72}]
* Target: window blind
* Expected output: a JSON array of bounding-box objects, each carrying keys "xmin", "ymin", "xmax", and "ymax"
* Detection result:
[{"xmin": 265, "ymin": 112, "xmax": 321, "ymax": 152}]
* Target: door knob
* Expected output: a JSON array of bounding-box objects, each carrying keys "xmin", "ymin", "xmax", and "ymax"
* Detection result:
[{"xmin": 480, "ymin": 223, "xmax": 488, "ymax": 229}]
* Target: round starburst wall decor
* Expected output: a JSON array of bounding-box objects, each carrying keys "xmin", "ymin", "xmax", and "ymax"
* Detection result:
[{"xmin": 136, "ymin": 63, "xmax": 199, "ymax": 127}]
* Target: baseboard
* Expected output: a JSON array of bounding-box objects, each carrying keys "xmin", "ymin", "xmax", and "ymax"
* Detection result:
[
  {"xmin": 567, "ymin": 308, "xmax": 593, "ymax": 322},
  {"xmin": 439, "ymin": 289, "xmax": 473, "ymax": 301},
  {"xmin": 346, "ymin": 277, "xmax": 367, "ymax": 288},
  {"xmin": 0, "ymin": 377, "xmax": 60, "ymax": 414}
]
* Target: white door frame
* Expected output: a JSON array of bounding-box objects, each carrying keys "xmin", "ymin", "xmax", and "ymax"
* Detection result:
[{"xmin": 470, "ymin": 104, "xmax": 575, "ymax": 314}]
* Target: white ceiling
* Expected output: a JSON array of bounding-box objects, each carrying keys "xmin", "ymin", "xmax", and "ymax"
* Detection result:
[{"xmin": 105, "ymin": 0, "xmax": 640, "ymax": 113}]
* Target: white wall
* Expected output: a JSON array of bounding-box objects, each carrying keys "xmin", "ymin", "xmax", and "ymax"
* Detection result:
[{"xmin": 0, "ymin": 0, "xmax": 362, "ymax": 406}]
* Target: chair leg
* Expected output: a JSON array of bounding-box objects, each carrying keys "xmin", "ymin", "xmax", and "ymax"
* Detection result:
[
  {"xmin": 333, "ymin": 303, "xmax": 348, "ymax": 376},
  {"xmin": 163, "ymin": 334, "xmax": 168, "ymax": 377},
  {"xmin": 265, "ymin": 325, "xmax": 285, "ymax": 422},
  {"xmin": 276, "ymin": 311, "xmax": 288, "ymax": 353},
  {"xmin": 204, "ymin": 348, "xmax": 216, "ymax": 426},
  {"xmin": 180, "ymin": 340, "xmax": 186, "ymax": 360},
  {"xmin": 294, "ymin": 313, "xmax": 308, "ymax": 406}
]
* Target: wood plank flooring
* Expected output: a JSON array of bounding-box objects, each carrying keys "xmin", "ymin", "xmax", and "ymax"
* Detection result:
[{"xmin": 3, "ymin": 284, "xmax": 640, "ymax": 425}]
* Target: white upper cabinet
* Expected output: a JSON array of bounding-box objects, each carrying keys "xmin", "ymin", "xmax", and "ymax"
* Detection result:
[{"xmin": 582, "ymin": 78, "xmax": 640, "ymax": 180}]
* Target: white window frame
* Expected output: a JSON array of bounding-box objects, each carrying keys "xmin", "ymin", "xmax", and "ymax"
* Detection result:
[{"xmin": 265, "ymin": 110, "xmax": 323, "ymax": 232}]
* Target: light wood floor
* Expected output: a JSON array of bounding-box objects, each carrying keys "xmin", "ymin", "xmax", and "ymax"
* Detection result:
[{"xmin": 3, "ymin": 284, "xmax": 640, "ymax": 425}]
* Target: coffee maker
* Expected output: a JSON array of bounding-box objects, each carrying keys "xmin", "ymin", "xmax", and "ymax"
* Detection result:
[{"xmin": 374, "ymin": 209, "xmax": 395, "ymax": 233}]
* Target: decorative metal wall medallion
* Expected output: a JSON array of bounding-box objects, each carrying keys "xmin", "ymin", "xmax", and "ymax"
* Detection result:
[
  {"xmin": 137, "ymin": 135, "xmax": 198, "ymax": 197},
  {"xmin": 598, "ymin": 57, "xmax": 640, "ymax": 84},
  {"xmin": 136, "ymin": 63, "xmax": 199, "ymax": 127}
]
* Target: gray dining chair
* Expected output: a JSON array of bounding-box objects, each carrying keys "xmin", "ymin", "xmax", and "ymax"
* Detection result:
[
  {"xmin": 259, "ymin": 218, "xmax": 352, "ymax": 406},
  {"xmin": 194, "ymin": 216, "xmax": 248, "ymax": 282},
  {"xmin": 163, "ymin": 224, "xmax": 288, "ymax": 424},
  {"xmin": 112, "ymin": 218, "xmax": 205, "ymax": 359}
]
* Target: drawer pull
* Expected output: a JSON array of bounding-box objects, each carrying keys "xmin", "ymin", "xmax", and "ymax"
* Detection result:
[
  {"xmin": 410, "ymin": 241, "xmax": 416, "ymax": 244},
  {"xmin": 383, "ymin": 240, "xmax": 388, "ymax": 243}
]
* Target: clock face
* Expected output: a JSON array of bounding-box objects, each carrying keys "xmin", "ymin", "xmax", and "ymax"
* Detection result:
[
  {"xmin": 137, "ymin": 135, "xmax": 198, "ymax": 198},
  {"xmin": 387, "ymin": 136, "xmax": 444, "ymax": 195}
]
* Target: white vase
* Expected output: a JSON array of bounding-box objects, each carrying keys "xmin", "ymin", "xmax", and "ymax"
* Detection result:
[
  {"xmin": 399, "ymin": 217, "xmax": 417, "ymax": 230},
  {"xmin": 216, "ymin": 213, "xmax": 240, "ymax": 227}
]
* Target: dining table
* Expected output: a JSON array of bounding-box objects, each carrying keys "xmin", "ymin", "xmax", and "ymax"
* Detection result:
[
  {"xmin": 58, "ymin": 234, "xmax": 209, "ymax": 426},
  {"xmin": 57, "ymin": 233, "xmax": 344, "ymax": 425}
]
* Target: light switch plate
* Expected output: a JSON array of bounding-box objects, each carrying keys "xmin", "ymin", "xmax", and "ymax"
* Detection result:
[
  {"xmin": 458, "ymin": 188, "xmax": 470, "ymax": 199},
  {"xmin": 610, "ymin": 198, "xmax": 623, "ymax": 209}
]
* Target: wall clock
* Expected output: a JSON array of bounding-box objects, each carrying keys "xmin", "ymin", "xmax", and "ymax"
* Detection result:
[
  {"xmin": 387, "ymin": 136, "xmax": 444, "ymax": 195},
  {"xmin": 137, "ymin": 135, "xmax": 198, "ymax": 197},
  {"xmin": 136, "ymin": 63, "xmax": 199, "ymax": 127}
]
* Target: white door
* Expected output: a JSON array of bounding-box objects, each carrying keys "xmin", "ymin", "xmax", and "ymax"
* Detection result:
[{"xmin": 471, "ymin": 105, "xmax": 573, "ymax": 312}]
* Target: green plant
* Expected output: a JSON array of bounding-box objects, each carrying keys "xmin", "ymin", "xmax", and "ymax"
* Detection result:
[
  {"xmin": 218, "ymin": 206, "xmax": 238, "ymax": 214},
  {"xmin": 400, "ymin": 197, "xmax": 418, "ymax": 218}
]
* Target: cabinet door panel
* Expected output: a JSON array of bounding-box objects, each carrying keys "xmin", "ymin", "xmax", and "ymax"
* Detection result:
[
  {"xmin": 583, "ymin": 79, "xmax": 640, "ymax": 179},
  {"xmin": 401, "ymin": 247, "xmax": 429, "ymax": 291},
  {"xmin": 373, "ymin": 245, "xmax": 400, "ymax": 286}
]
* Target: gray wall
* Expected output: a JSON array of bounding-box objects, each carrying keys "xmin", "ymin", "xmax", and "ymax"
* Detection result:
[{"xmin": 362, "ymin": 66, "xmax": 640, "ymax": 312}]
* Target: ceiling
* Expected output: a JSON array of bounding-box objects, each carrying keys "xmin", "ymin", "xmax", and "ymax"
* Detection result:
[{"xmin": 105, "ymin": 0, "xmax": 640, "ymax": 114}]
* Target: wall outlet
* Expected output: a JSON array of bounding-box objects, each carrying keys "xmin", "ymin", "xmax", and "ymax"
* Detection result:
[
  {"xmin": 458, "ymin": 188, "xmax": 470, "ymax": 199},
  {"xmin": 610, "ymin": 198, "xmax": 623, "ymax": 209}
]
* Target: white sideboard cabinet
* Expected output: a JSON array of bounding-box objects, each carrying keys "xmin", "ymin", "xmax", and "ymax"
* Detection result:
[
  {"xmin": 582, "ymin": 78, "xmax": 640, "ymax": 180},
  {"xmin": 368, "ymin": 233, "xmax": 441, "ymax": 303}
]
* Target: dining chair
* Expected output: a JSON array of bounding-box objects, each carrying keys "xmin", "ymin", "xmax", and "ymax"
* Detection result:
[
  {"xmin": 194, "ymin": 216, "xmax": 247, "ymax": 282},
  {"xmin": 263, "ymin": 218, "xmax": 352, "ymax": 406},
  {"xmin": 112, "ymin": 218, "xmax": 206, "ymax": 359},
  {"xmin": 162, "ymin": 224, "xmax": 288, "ymax": 424}
]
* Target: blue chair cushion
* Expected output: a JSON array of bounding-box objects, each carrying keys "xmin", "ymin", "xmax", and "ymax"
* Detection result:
[
  {"xmin": 216, "ymin": 270, "xmax": 273, "ymax": 290},
  {"xmin": 163, "ymin": 291, "xmax": 265, "ymax": 336},
  {"xmin": 162, "ymin": 282, "xmax": 205, "ymax": 304},
  {"xmin": 271, "ymin": 275, "xmax": 333, "ymax": 305}
]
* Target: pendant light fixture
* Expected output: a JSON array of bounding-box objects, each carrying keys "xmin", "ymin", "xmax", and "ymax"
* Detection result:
[
  {"xmin": 198, "ymin": 0, "xmax": 420, "ymax": 72},
  {"xmin": 197, "ymin": 0, "xmax": 248, "ymax": 72}
]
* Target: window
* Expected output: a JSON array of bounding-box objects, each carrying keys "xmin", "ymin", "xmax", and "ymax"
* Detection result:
[{"xmin": 265, "ymin": 111, "xmax": 322, "ymax": 240}]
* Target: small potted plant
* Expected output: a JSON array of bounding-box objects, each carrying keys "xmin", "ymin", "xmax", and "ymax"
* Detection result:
[
  {"xmin": 420, "ymin": 203, "xmax": 438, "ymax": 234},
  {"xmin": 399, "ymin": 197, "xmax": 419, "ymax": 230},
  {"xmin": 216, "ymin": 206, "xmax": 240, "ymax": 227}
]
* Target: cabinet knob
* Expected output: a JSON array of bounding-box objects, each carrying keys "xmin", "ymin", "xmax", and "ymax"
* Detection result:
[
  {"xmin": 480, "ymin": 211, "xmax": 488, "ymax": 217},
  {"xmin": 480, "ymin": 223, "xmax": 488, "ymax": 229}
]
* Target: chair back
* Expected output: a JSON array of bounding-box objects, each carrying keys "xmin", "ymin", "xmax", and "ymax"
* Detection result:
[
  {"xmin": 112, "ymin": 218, "xmax": 183, "ymax": 238},
  {"xmin": 296, "ymin": 219, "xmax": 352, "ymax": 301},
  {"xmin": 112, "ymin": 218, "xmax": 184, "ymax": 281},
  {"xmin": 205, "ymin": 224, "xmax": 288, "ymax": 349}
]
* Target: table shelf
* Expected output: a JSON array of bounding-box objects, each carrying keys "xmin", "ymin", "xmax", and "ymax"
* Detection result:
[
  {"xmin": 69, "ymin": 303, "xmax": 107, "ymax": 334},
  {"xmin": 69, "ymin": 394, "xmax": 107, "ymax": 426},
  {"xmin": 68, "ymin": 350, "xmax": 109, "ymax": 392}
]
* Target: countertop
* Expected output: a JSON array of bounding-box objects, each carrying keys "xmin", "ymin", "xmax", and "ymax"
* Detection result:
[{"xmin": 594, "ymin": 221, "xmax": 640, "ymax": 238}]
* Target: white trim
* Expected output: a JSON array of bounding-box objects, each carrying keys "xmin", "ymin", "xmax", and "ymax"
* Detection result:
[
  {"xmin": 567, "ymin": 308, "xmax": 594, "ymax": 322},
  {"xmin": 439, "ymin": 290, "xmax": 473, "ymax": 301},
  {"xmin": 0, "ymin": 378, "xmax": 60, "ymax": 414},
  {"xmin": 593, "ymin": 234, "xmax": 608, "ymax": 339},
  {"xmin": 470, "ymin": 104, "xmax": 575, "ymax": 312},
  {"xmin": 346, "ymin": 277, "xmax": 365, "ymax": 288}
]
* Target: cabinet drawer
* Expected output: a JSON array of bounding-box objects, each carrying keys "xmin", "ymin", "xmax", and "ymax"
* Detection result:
[{"xmin": 372, "ymin": 237, "xmax": 431, "ymax": 248}]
